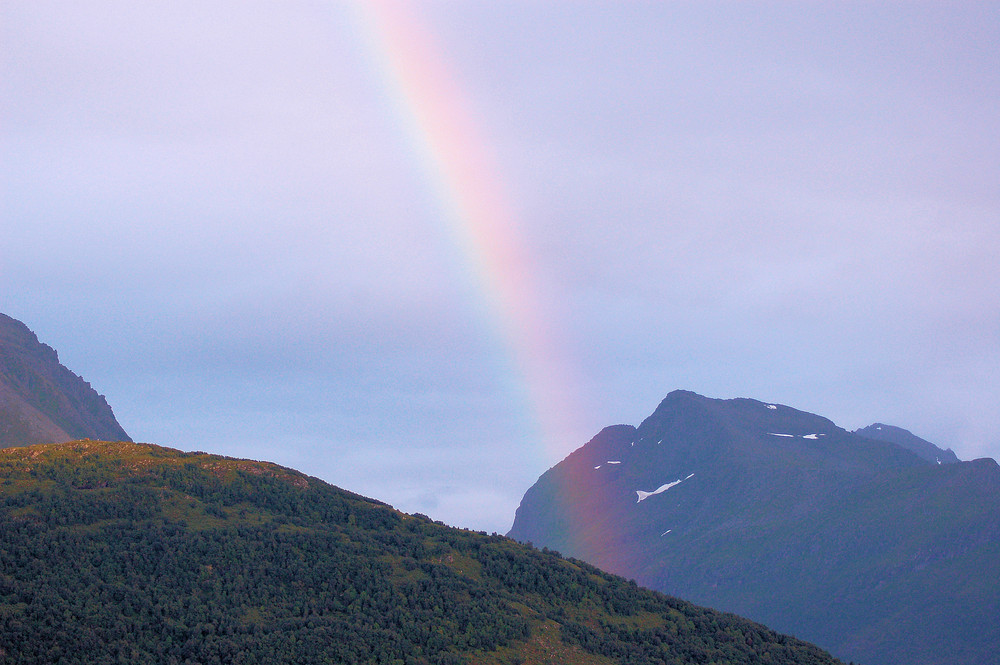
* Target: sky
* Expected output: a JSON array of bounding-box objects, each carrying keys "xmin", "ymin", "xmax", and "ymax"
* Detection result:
[{"xmin": 2, "ymin": 1, "xmax": 998, "ymax": 534}]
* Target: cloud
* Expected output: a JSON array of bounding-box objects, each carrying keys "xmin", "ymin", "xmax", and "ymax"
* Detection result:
[{"xmin": 2, "ymin": 1, "xmax": 998, "ymax": 530}]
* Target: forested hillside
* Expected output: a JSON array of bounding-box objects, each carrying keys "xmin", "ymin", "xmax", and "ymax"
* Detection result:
[{"xmin": 0, "ymin": 440, "xmax": 842, "ymax": 665}]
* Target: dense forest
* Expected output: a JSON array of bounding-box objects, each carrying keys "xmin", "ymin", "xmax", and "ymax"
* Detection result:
[{"xmin": 0, "ymin": 440, "xmax": 844, "ymax": 665}]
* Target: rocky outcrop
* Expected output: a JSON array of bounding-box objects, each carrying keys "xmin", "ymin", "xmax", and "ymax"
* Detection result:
[{"xmin": 0, "ymin": 313, "xmax": 130, "ymax": 446}]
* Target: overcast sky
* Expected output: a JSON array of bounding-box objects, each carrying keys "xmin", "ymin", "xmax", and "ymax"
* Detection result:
[{"xmin": 3, "ymin": 1, "xmax": 998, "ymax": 533}]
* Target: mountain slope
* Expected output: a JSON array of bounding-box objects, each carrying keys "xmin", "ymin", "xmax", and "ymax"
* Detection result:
[
  {"xmin": 508, "ymin": 390, "xmax": 1000, "ymax": 665},
  {"xmin": 0, "ymin": 313, "xmax": 130, "ymax": 446},
  {"xmin": 0, "ymin": 439, "xmax": 843, "ymax": 665},
  {"xmin": 854, "ymin": 422, "xmax": 960, "ymax": 464}
]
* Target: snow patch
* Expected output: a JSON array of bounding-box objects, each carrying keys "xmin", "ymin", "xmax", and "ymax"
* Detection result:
[
  {"xmin": 802, "ymin": 434, "xmax": 819, "ymax": 440},
  {"xmin": 768, "ymin": 432, "xmax": 795, "ymax": 438},
  {"xmin": 636, "ymin": 473, "xmax": 694, "ymax": 503},
  {"xmin": 594, "ymin": 465, "xmax": 601, "ymax": 469},
  {"xmin": 607, "ymin": 460, "xmax": 621, "ymax": 464},
  {"xmin": 661, "ymin": 530, "xmax": 672, "ymax": 536},
  {"xmin": 766, "ymin": 404, "xmax": 777, "ymax": 410}
]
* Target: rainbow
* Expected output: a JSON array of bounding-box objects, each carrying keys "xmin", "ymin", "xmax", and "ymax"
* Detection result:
[
  {"xmin": 347, "ymin": 1, "xmax": 577, "ymax": 454},
  {"xmin": 348, "ymin": 1, "xmax": 604, "ymax": 546}
]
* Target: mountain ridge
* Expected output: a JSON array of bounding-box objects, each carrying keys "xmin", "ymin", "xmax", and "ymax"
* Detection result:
[
  {"xmin": 854, "ymin": 422, "xmax": 961, "ymax": 465},
  {"xmin": 508, "ymin": 389, "xmax": 1000, "ymax": 665},
  {"xmin": 0, "ymin": 313, "xmax": 130, "ymax": 447}
]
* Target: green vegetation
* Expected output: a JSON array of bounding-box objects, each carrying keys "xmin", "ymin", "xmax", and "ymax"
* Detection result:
[{"xmin": 0, "ymin": 440, "xmax": 842, "ymax": 665}]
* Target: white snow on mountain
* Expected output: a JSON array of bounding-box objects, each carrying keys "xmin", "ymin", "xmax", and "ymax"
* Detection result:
[
  {"xmin": 766, "ymin": 404, "xmax": 777, "ymax": 410},
  {"xmin": 636, "ymin": 473, "xmax": 694, "ymax": 503}
]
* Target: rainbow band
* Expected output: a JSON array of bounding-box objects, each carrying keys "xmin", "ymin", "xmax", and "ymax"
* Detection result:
[{"xmin": 349, "ymin": 1, "xmax": 601, "ymax": 546}]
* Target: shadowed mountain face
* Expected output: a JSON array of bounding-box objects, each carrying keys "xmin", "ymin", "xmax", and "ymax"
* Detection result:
[
  {"xmin": 0, "ymin": 313, "xmax": 130, "ymax": 446},
  {"xmin": 508, "ymin": 390, "xmax": 1000, "ymax": 665},
  {"xmin": 854, "ymin": 422, "xmax": 961, "ymax": 464},
  {"xmin": 0, "ymin": 440, "xmax": 845, "ymax": 665}
]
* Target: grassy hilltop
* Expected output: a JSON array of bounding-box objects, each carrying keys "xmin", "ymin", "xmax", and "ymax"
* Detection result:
[{"xmin": 0, "ymin": 440, "xmax": 842, "ymax": 665}]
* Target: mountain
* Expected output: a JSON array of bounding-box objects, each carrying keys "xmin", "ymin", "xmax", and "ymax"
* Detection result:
[
  {"xmin": 0, "ymin": 440, "xmax": 843, "ymax": 665},
  {"xmin": 508, "ymin": 390, "xmax": 1000, "ymax": 665},
  {"xmin": 854, "ymin": 422, "xmax": 960, "ymax": 465},
  {"xmin": 0, "ymin": 313, "xmax": 130, "ymax": 447}
]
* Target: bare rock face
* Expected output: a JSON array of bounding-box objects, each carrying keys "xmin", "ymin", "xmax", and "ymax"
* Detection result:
[{"xmin": 0, "ymin": 313, "xmax": 130, "ymax": 447}]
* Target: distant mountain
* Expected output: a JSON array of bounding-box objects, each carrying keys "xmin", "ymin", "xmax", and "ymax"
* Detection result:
[
  {"xmin": 0, "ymin": 440, "xmax": 843, "ymax": 665},
  {"xmin": 854, "ymin": 422, "xmax": 960, "ymax": 464},
  {"xmin": 508, "ymin": 390, "xmax": 1000, "ymax": 665},
  {"xmin": 0, "ymin": 313, "xmax": 130, "ymax": 446}
]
